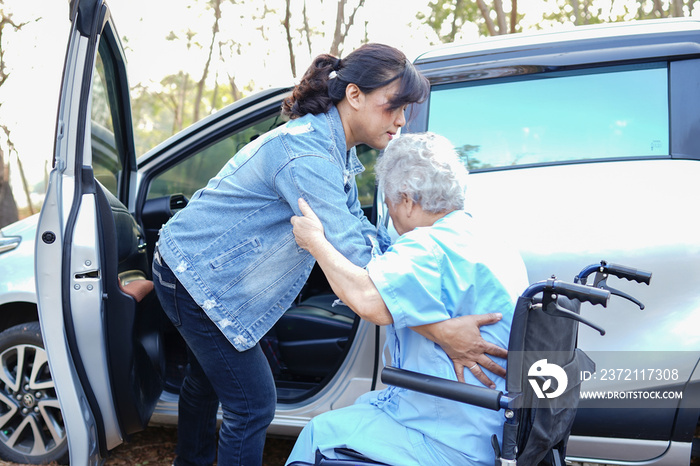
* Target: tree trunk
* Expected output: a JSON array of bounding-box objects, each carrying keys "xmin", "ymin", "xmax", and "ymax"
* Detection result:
[
  {"xmin": 194, "ymin": 0, "xmax": 221, "ymax": 122},
  {"xmin": 493, "ymin": 0, "xmax": 507, "ymax": 34},
  {"xmin": 330, "ymin": 0, "xmax": 345, "ymax": 56},
  {"xmin": 330, "ymin": 0, "xmax": 365, "ymax": 57},
  {"xmin": 2, "ymin": 125, "xmax": 34, "ymax": 216},
  {"xmin": 228, "ymin": 74, "xmax": 242, "ymax": 102},
  {"xmin": 449, "ymin": 0, "xmax": 464, "ymax": 42},
  {"xmin": 476, "ymin": 0, "xmax": 498, "ymax": 36},
  {"xmin": 0, "ymin": 9, "xmax": 23, "ymax": 224},
  {"xmin": 303, "ymin": 0, "xmax": 313, "ymax": 56},
  {"xmin": 571, "ymin": 0, "xmax": 581, "ymax": 25},
  {"xmin": 284, "ymin": 0, "xmax": 297, "ymax": 78},
  {"xmin": 510, "ymin": 0, "xmax": 517, "ymax": 33},
  {"xmin": 653, "ymin": 0, "xmax": 666, "ymax": 17},
  {"xmin": 173, "ymin": 72, "xmax": 190, "ymax": 132},
  {"xmin": 671, "ymin": 0, "xmax": 683, "ymax": 16},
  {"xmin": 0, "ymin": 147, "xmax": 18, "ymax": 227}
]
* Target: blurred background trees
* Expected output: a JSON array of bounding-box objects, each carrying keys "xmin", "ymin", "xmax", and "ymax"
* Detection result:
[
  {"xmin": 0, "ymin": 0, "xmax": 698, "ymax": 225},
  {"xmin": 0, "ymin": 2, "xmax": 23, "ymax": 228}
]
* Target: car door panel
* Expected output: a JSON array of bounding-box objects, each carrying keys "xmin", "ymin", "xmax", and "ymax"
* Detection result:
[
  {"xmin": 36, "ymin": 1, "xmax": 164, "ymax": 463},
  {"xmin": 95, "ymin": 180, "xmax": 163, "ymax": 436}
]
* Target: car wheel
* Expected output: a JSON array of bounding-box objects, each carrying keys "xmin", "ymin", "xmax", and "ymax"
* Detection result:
[{"xmin": 0, "ymin": 322, "xmax": 68, "ymax": 464}]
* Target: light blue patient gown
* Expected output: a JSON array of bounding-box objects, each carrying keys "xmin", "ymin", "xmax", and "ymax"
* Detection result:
[{"xmin": 286, "ymin": 210, "xmax": 528, "ymax": 466}]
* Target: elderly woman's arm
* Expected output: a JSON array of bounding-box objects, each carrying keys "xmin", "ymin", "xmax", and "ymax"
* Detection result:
[
  {"xmin": 291, "ymin": 200, "xmax": 393, "ymax": 325},
  {"xmin": 291, "ymin": 199, "xmax": 506, "ymax": 387}
]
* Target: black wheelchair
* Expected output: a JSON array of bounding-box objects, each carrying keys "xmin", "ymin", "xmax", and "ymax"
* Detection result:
[{"xmin": 303, "ymin": 261, "xmax": 651, "ymax": 466}]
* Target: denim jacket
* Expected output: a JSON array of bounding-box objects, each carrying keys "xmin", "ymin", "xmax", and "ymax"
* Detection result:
[{"xmin": 157, "ymin": 105, "xmax": 386, "ymax": 351}]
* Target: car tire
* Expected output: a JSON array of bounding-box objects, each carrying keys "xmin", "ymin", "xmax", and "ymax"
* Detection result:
[{"xmin": 0, "ymin": 322, "xmax": 68, "ymax": 465}]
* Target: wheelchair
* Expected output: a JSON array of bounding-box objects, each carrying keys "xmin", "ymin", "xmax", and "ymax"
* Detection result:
[{"xmin": 306, "ymin": 261, "xmax": 651, "ymax": 466}]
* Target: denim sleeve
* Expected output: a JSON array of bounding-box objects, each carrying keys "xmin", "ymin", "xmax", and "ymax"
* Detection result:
[
  {"xmin": 277, "ymin": 155, "xmax": 376, "ymax": 267},
  {"xmin": 344, "ymin": 174, "xmax": 390, "ymax": 255}
]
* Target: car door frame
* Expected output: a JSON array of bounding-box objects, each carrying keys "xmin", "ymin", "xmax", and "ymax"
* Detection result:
[{"xmin": 35, "ymin": 0, "xmax": 161, "ymax": 463}]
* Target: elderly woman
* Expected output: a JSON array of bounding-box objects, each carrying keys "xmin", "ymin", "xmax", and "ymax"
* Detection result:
[{"xmin": 287, "ymin": 132, "xmax": 528, "ymax": 466}]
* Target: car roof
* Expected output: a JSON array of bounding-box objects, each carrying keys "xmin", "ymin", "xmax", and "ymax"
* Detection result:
[{"xmin": 414, "ymin": 18, "xmax": 700, "ymax": 81}]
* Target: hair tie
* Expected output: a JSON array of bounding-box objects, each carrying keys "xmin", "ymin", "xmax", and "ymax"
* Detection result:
[{"xmin": 334, "ymin": 58, "xmax": 342, "ymax": 71}]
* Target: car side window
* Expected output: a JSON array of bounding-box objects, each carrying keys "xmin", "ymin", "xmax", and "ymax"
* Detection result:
[
  {"xmin": 354, "ymin": 144, "xmax": 379, "ymax": 207},
  {"xmin": 428, "ymin": 63, "xmax": 669, "ymax": 170},
  {"xmin": 146, "ymin": 115, "xmax": 380, "ymax": 207},
  {"xmin": 146, "ymin": 114, "xmax": 287, "ymax": 200},
  {"xmin": 91, "ymin": 42, "xmax": 123, "ymax": 196}
]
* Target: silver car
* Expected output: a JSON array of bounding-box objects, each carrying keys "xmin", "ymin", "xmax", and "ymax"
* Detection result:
[{"xmin": 0, "ymin": 0, "xmax": 696, "ymax": 464}]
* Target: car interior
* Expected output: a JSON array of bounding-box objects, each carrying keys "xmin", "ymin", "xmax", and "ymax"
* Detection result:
[{"xmin": 139, "ymin": 193, "xmax": 366, "ymax": 403}]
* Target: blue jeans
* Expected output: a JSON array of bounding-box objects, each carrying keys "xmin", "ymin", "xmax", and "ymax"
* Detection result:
[{"xmin": 153, "ymin": 250, "xmax": 276, "ymax": 466}]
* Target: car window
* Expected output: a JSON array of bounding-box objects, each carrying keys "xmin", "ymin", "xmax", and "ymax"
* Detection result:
[
  {"xmin": 427, "ymin": 62, "xmax": 669, "ymax": 170},
  {"xmin": 147, "ymin": 115, "xmax": 380, "ymax": 207},
  {"xmin": 91, "ymin": 41, "xmax": 123, "ymax": 196},
  {"xmin": 354, "ymin": 144, "xmax": 379, "ymax": 207},
  {"xmin": 147, "ymin": 114, "xmax": 287, "ymax": 200}
]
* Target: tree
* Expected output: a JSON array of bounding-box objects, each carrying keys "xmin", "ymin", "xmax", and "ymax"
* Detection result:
[
  {"xmin": 540, "ymin": 0, "xmax": 696, "ymax": 27},
  {"xmin": 283, "ymin": 0, "xmax": 297, "ymax": 77},
  {"xmin": 0, "ymin": 144, "xmax": 18, "ymax": 228},
  {"xmin": 419, "ymin": 0, "xmax": 698, "ymax": 40},
  {"xmin": 417, "ymin": 0, "xmax": 523, "ymax": 41},
  {"xmin": 635, "ymin": 0, "xmax": 695, "ymax": 18},
  {"xmin": 329, "ymin": 0, "xmax": 366, "ymax": 56},
  {"xmin": 282, "ymin": 0, "xmax": 368, "ymax": 79},
  {"xmin": 0, "ymin": 3, "xmax": 21, "ymax": 227},
  {"xmin": 194, "ymin": 0, "xmax": 223, "ymax": 122}
]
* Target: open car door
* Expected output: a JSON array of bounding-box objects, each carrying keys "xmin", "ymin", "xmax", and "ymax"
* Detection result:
[{"xmin": 35, "ymin": 0, "xmax": 164, "ymax": 463}]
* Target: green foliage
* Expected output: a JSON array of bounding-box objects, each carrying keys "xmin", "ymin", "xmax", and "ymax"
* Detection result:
[
  {"xmin": 417, "ymin": 0, "xmax": 481, "ymax": 42},
  {"xmin": 417, "ymin": 0, "xmax": 695, "ymax": 40},
  {"xmin": 456, "ymin": 143, "xmax": 491, "ymax": 170},
  {"xmin": 130, "ymin": 72, "xmax": 254, "ymax": 157},
  {"xmin": 355, "ymin": 145, "xmax": 379, "ymax": 206},
  {"xmin": 417, "ymin": 0, "xmax": 526, "ymax": 40},
  {"xmin": 540, "ymin": 0, "xmax": 630, "ymax": 26}
]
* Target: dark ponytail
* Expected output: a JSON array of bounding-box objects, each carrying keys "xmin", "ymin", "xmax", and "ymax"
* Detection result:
[{"xmin": 282, "ymin": 43, "xmax": 429, "ymax": 119}]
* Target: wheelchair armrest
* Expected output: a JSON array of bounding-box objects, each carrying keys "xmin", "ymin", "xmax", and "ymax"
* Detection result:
[{"xmin": 381, "ymin": 366, "xmax": 504, "ymax": 411}]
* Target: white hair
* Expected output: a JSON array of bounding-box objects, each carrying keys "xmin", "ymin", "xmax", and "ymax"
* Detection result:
[{"xmin": 375, "ymin": 132, "xmax": 468, "ymax": 213}]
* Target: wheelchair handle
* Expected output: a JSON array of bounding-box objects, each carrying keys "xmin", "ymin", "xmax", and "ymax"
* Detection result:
[
  {"xmin": 549, "ymin": 279, "xmax": 610, "ymax": 307},
  {"xmin": 576, "ymin": 261, "xmax": 652, "ymax": 285},
  {"xmin": 604, "ymin": 262, "xmax": 652, "ymax": 284},
  {"xmin": 381, "ymin": 366, "xmax": 506, "ymax": 411},
  {"xmin": 523, "ymin": 279, "xmax": 610, "ymax": 307}
]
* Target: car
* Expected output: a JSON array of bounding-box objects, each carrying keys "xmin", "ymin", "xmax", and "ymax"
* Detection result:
[
  {"xmin": 0, "ymin": 0, "xmax": 694, "ymax": 463},
  {"xmin": 410, "ymin": 18, "xmax": 700, "ymax": 466}
]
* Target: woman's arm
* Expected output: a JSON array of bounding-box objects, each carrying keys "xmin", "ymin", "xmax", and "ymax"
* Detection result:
[
  {"xmin": 276, "ymin": 156, "xmax": 374, "ymax": 268},
  {"xmin": 291, "ymin": 198, "xmax": 393, "ymax": 325}
]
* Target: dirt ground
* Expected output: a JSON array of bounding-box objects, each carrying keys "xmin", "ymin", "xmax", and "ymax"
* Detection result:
[
  {"xmin": 107, "ymin": 427, "xmax": 296, "ymax": 466},
  {"xmin": 0, "ymin": 427, "xmax": 696, "ymax": 465},
  {"xmin": 0, "ymin": 426, "xmax": 296, "ymax": 466}
]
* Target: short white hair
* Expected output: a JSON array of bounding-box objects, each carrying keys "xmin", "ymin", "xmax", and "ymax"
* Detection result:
[{"xmin": 375, "ymin": 132, "xmax": 468, "ymax": 213}]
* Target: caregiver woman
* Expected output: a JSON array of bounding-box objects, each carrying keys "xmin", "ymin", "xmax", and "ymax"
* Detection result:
[{"xmin": 152, "ymin": 43, "xmax": 505, "ymax": 466}]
